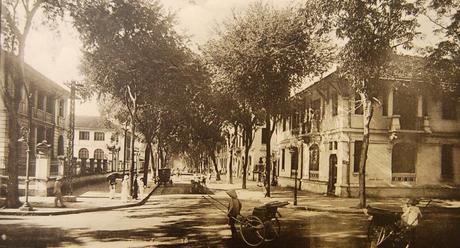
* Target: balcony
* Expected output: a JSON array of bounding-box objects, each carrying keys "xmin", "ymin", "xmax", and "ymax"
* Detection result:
[
  {"xmin": 32, "ymin": 107, "xmax": 55, "ymax": 125},
  {"xmin": 389, "ymin": 115, "xmax": 430, "ymax": 134}
]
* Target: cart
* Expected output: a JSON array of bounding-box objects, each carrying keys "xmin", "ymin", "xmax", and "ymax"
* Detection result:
[
  {"xmin": 238, "ymin": 201, "xmax": 289, "ymax": 246},
  {"xmin": 157, "ymin": 168, "xmax": 173, "ymax": 186}
]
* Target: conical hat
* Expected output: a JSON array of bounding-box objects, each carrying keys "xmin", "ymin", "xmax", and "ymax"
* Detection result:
[{"xmin": 226, "ymin": 190, "xmax": 238, "ymax": 199}]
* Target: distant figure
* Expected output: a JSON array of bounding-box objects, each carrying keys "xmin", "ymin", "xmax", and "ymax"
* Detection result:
[
  {"xmin": 133, "ymin": 174, "xmax": 139, "ymax": 200},
  {"xmin": 137, "ymin": 176, "xmax": 145, "ymax": 198},
  {"xmin": 108, "ymin": 175, "xmax": 117, "ymax": 199},
  {"xmin": 208, "ymin": 169, "xmax": 213, "ymax": 181},
  {"xmin": 54, "ymin": 177, "xmax": 66, "ymax": 208},
  {"xmin": 226, "ymin": 190, "xmax": 242, "ymax": 239},
  {"xmin": 121, "ymin": 175, "xmax": 129, "ymax": 202}
]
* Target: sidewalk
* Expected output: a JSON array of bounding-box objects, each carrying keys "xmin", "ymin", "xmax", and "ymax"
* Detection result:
[
  {"xmin": 206, "ymin": 177, "xmax": 460, "ymax": 214},
  {"xmin": 0, "ymin": 178, "xmax": 158, "ymax": 216}
]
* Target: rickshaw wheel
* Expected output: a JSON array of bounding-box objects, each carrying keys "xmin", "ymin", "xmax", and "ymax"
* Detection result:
[
  {"xmin": 239, "ymin": 215, "xmax": 265, "ymax": 247},
  {"xmin": 368, "ymin": 222, "xmax": 392, "ymax": 247},
  {"xmin": 264, "ymin": 217, "xmax": 281, "ymax": 241}
]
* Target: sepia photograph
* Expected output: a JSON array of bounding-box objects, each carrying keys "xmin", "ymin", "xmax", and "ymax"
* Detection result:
[{"xmin": 0, "ymin": 0, "xmax": 459, "ymax": 247}]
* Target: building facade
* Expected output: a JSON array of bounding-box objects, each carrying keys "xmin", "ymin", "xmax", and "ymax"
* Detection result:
[
  {"xmin": 0, "ymin": 54, "xmax": 69, "ymax": 195},
  {"xmin": 74, "ymin": 116, "xmax": 144, "ymax": 175},
  {"xmin": 274, "ymin": 55, "xmax": 460, "ymax": 198},
  {"xmin": 0, "ymin": 57, "xmax": 69, "ymax": 176}
]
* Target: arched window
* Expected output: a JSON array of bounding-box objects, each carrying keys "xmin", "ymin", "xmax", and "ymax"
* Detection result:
[
  {"xmin": 57, "ymin": 135, "xmax": 64, "ymax": 156},
  {"xmin": 392, "ymin": 143, "xmax": 416, "ymax": 182},
  {"xmin": 78, "ymin": 148, "xmax": 89, "ymax": 159},
  {"xmin": 94, "ymin": 149, "xmax": 105, "ymax": 160},
  {"xmin": 309, "ymin": 144, "xmax": 320, "ymax": 180}
]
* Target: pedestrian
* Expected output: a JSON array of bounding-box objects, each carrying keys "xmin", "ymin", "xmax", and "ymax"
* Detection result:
[
  {"xmin": 208, "ymin": 169, "xmax": 213, "ymax": 182},
  {"xmin": 121, "ymin": 175, "xmax": 129, "ymax": 202},
  {"xmin": 108, "ymin": 174, "xmax": 117, "ymax": 199},
  {"xmin": 137, "ymin": 176, "xmax": 145, "ymax": 198},
  {"xmin": 133, "ymin": 174, "xmax": 139, "ymax": 200},
  {"xmin": 54, "ymin": 177, "xmax": 66, "ymax": 208},
  {"xmin": 226, "ymin": 190, "xmax": 242, "ymax": 239},
  {"xmin": 401, "ymin": 198, "xmax": 422, "ymax": 246}
]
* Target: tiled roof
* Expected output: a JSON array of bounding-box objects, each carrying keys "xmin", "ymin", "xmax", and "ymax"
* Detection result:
[
  {"xmin": 75, "ymin": 116, "xmax": 114, "ymax": 129},
  {"xmin": 2, "ymin": 51, "xmax": 69, "ymax": 96}
]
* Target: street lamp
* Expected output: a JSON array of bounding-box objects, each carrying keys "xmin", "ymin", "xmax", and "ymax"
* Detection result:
[
  {"xmin": 18, "ymin": 127, "xmax": 33, "ymax": 211},
  {"xmin": 289, "ymin": 145, "xmax": 298, "ymax": 206}
]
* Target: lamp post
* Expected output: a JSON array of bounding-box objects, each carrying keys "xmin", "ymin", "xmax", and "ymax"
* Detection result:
[
  {"xmin": 19, "ymin": 127, "xmax": 33, "ymax": 211},
  {"xmin": 289, "ymin": 145, "xmax": 298, "ymax": 206}
]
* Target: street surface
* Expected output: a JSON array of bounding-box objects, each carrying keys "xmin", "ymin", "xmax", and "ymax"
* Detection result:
[{"xmin": 0, "ymin": 180, "xmax": 459, "ymax": 247}]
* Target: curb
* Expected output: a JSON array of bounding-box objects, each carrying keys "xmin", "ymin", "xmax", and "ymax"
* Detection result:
[{"xmin": 0, "ymin": 184, "xmax": 159, "ymax": 216}]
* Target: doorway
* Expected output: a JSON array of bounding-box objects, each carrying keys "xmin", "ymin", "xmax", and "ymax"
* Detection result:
[{"xmin": 328, "ymin": 154, "xmax": 338, "ymax": 195}]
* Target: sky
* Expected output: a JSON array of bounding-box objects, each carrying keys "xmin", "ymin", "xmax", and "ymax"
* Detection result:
[{"xmin": 22, "ymin": 0, "xmax": 442, "ymax": 116}]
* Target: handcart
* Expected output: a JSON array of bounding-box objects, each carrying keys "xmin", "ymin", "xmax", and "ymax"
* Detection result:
[{"xmin": 202, "ymin": 195, "xmax": 288, "ymax": 247}]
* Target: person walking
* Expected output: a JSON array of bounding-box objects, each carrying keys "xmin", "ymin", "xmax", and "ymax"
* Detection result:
[
  {"xmin": 108, "ymin": 175, "xmax": 117, "ymax": 199},
  {"xmin": 226, "ymin": 190, "xmax": 242, "ymax": 239},
  {"xmin": 133, "ymin": 174, "xmax": 139, "ymax": 200},
  {"xmin": 121, "ymin": 175, "xmax": 129, "ymax": 202},
  {"xmin": 54, "ymin": 177, "xmax": 66, "ymax": 208},
  {"xmin": 137, "ymin": 176, "xmax": 145, "ymax": 199}
]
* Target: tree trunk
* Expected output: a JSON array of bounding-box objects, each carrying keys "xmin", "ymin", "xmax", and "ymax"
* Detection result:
[
  {"xmin": 359, "ymin": 93, "xmax": 374, "ymax": 208},
  {"xmin": 6, "ymin": 111, "xmax": 21, "ymax": 208},
  {"xmin": 210, "ymin": 152, "xmax": 220, "ymax": 181},
  {"xmin": 242, "ymin": 143, "xmax": 250, "ymax": 189},
  {"xmin": 265, "ymin": 112, "xmax": 271, "ymax": 197},
  {"xmin": 129, "ymin": 119, "xmax": 136, "ymax": 196},
  {"xmin": 150, "ymin": 144, "xmax": 156, "ymax": 179},
  {"xmin": 143, "ymin": 142, "xmax": 151, "ymax": 185}
]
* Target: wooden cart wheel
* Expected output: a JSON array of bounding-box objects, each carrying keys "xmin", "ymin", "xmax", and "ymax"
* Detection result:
[
  {"xmin": 368, "ymin": 222, "xmax": 392, "ymax": 247},
  {"xmin": 239, "ymin": 215, "xmax": 265, "ymax": 247},
  {"xmin": 264, "ymin": 217, "xmax": 281, "ymax": 241}
]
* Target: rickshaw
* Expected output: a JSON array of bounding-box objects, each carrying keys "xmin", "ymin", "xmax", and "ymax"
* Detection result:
[
  {"xmin": 203, "ymin": 195, "xmax": 288, "ymax": 247},
  {"xmin": 157, "ymin": 168, "xmax": 173, "ymax": 186},
  {"xmin": 366, "ymin": 199, "xmax": 432, "ymax": 248}
]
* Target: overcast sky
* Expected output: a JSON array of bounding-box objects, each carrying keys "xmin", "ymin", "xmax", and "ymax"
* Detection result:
[{"xmin": 22, "ymin": 0, "xmax": 441, "ymax": 116}]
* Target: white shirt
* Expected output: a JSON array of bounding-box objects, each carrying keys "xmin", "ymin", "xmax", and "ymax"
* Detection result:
[{"xmin": 401, "ymin": 205, "xmax": 422, "ymax": 226}]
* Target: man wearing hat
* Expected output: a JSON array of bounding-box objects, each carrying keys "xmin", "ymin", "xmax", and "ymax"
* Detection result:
[
  {"xmin": 226, "ymin": 190, "xmax": 242, "ymax": 238},
  {"xmin": 54, "ymin": 177, "xmax": 66, "ymax": 208}
]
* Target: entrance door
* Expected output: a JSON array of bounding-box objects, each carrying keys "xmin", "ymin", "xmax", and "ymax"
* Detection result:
[{"xmin": 328, "ymin": 154, "xmax": 338, "ymax": 195}]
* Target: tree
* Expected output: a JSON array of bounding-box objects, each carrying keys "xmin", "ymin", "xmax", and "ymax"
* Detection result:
[
  {"xmin": 424, "ymin": 0, "xmax": 460, "ymax": 96},
  {"xmin": 204, "ymin": 1, "xmax": 332, "ymax": 196},
  {"xmin": 1, "ymin": 0, "xmax": 66, "ymax": 208},
  {"xmin": 324, "ymin": 0, "xmax": 420, "ymax": 208},
  {"xmin": 70, "ymin": 0, "xmax": 191, "ymax": 196},
  {"xmin": 203, "ymin": 64, "xmax": 263, "ymax": 188}
]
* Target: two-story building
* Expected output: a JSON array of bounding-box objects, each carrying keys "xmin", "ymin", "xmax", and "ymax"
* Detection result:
[
  {"xmin": 0, "ymin": 53, "xmax": 69, "ymax": 195},
  {"xmin": 274, "ymin": 55, "xmax": 460, "ymax": 198},
  {"xmin": 74, "ymin": 115, "xmax": 144, "ymax": 175}
]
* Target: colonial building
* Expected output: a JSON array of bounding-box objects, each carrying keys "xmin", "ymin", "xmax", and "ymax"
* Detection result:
[
  {"xmin": 0, "ymin": 53, "xmax": 69, "ymax": 195},
  {"xmin": 273, "ymin": 55, "xmax": 460, "ymax": 198},
  {"xmin": 74, "ymin": 116, "xmax": 144, "ymax": 175}
]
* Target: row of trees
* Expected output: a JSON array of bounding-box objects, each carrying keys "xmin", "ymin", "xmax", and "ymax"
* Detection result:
[{"xmin": 1, "ymin": 0, "xmax": 458, "ymax": 208}]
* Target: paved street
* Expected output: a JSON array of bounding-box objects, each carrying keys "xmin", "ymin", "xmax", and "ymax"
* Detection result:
[{"xmin": 1, "ymin": 181, "xmax": 459, "ymax": 247}]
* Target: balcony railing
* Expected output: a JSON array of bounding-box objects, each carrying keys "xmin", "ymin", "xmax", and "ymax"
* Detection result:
[
  {"xmin": 392, "ymin": 173, "xmax": 416, "ymax": 183},
  {"xmin": 31, "ymin": 107, "xmax": 55, "ymax": 125},
  {"xmin": 309, "ymin": 170, "xmax": 319, "ymax": 180}
]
